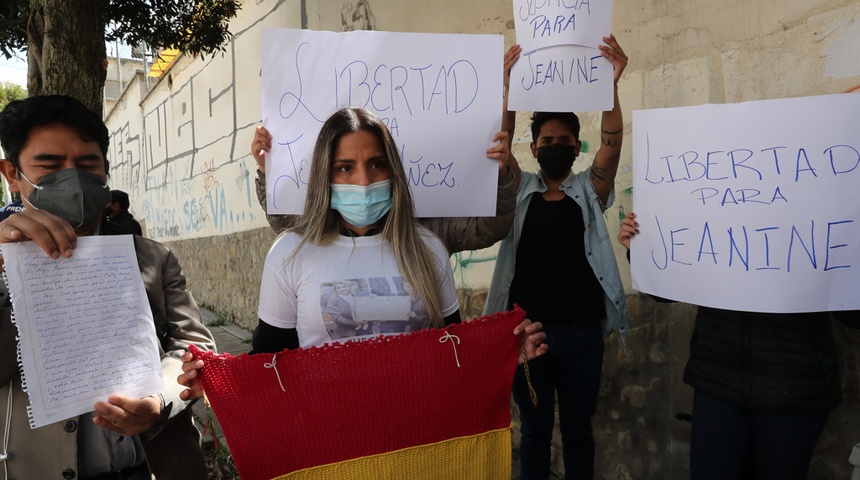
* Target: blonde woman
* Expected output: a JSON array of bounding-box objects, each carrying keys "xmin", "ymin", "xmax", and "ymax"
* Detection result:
[
  {"xmin": 179, "ymin": 108, "xmax": 546, "ymax": 398},
  {"xmin": 251, "ymin": 107, "xmax": 457, "ymax": 350}
]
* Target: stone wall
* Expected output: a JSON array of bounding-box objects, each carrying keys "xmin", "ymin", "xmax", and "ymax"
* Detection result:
[
  {"xmin": 168, "ymin": 226, "xmax": 277, "ymax": 330},
  {"xmin": 589, "ymin": 295, "xmax": 697, "ymax": 479}
]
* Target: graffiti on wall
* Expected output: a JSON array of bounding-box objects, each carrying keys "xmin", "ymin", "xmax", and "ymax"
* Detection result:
[
  {"xmin": 108, "ymin": 119, "xmax": 143, "ymax": 189},
  {"xmin": 104, "ymin": 0, "xmax": 508, "ymax": 298},
  {"xmin": 341, "ymin": 0, "xmax": 376, "ymax": 31},
  {"xmin": 106, "ymin": 0, "xmax": 295, "ymax": 241}
]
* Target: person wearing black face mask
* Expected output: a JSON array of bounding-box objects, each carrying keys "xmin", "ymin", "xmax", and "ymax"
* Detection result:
[
  {"xmin": 484, "ymin": 35, "xmax": 629, "ymax": 480},
  {"xmin": 535, "ymin": 142, "xmax": 578, "ymax": 180},
  {"xmin": 0, "ymin": 95, "xmax": 214, "ymax": 480}
]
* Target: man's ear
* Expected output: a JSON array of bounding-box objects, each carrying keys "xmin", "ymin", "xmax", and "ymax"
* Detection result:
[
  {"xmin": 0, "ymin": 160, "xmax": 19, "ymax": 192},
  {"xmin": 104, "ymin": 159, "xmax": 110, "ymax": 177},
  {"xmin": 575, "ymin": 139, "xmax": 582, "ymax": 158},
  {"xmin": 530, "ymin": 142, "xmax": 538, "ymax": 158}
]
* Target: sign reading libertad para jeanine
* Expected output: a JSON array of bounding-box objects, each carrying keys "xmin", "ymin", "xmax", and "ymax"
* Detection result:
[{"xmin": 631, "ymin": 93, "xmax": 860, "ymax": 313}]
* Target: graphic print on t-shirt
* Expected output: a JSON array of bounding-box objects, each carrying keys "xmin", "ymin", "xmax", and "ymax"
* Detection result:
[{"xmin": 320, "ymin": 276, "xmax": 429, "ymax": 341}]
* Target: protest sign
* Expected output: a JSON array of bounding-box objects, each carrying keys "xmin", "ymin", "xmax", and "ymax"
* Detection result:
[
  {"xmin": 507, "ymin": 43, "xmax": 613, "ymax": 112},
  {"xmin": 508, "ymin": 0, "xmax": 613, "ymax": 112},
  {"xmin": 261, "ymin": 29, "xmax": 503, "ymax": 217},
  {"xmin": 631, "ymin": 94, "xmax": 860, "ymax": 312},
  {"xmin": 513, "ymin": 0, "xmax": 612, "ymax": 53}
]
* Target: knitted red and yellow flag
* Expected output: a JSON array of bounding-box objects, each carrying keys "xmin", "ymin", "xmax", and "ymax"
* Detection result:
[{"xmin": 190, "ymin": 307, "xmax": 525, "ymax": 480}]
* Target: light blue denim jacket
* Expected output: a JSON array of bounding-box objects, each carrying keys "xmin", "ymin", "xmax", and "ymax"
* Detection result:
[{"xmin": 484, "ymin": 168, "xmax": 628, "ymax": 347}]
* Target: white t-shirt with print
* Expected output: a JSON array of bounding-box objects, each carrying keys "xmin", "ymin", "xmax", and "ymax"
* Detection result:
[{"xmin": 258, "ymin": 227, "xmax": 459, "ymax": 349}]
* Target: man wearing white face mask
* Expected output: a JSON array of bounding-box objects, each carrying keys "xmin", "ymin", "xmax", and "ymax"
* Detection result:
[{"xmin": 0, "ymin": 95, "xmax": 214, "ymax": 480}]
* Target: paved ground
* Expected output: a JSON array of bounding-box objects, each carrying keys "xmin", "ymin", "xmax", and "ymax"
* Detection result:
[{"xmin": 198, "ymin": 307, "xmax": 253, "ymax": 357}]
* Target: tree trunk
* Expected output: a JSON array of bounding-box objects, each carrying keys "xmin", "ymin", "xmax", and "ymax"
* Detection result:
[
  {"xmin": 27, "ymin": 0, "xmax": 106, "ymax": 115},
  {"xmin": 25, "ymin": 4, "xmax": 44, "ymax": 97}
]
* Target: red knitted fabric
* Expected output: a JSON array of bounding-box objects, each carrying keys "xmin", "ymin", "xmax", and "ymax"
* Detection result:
[{"xmin": 190, "ymin": 307, "xmax": 525, "ymax": 480}]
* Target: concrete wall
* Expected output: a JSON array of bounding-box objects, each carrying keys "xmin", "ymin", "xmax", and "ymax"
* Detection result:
[{"xmin": 103, "ymin": 0, "xmax": 860, "ymax": 477}]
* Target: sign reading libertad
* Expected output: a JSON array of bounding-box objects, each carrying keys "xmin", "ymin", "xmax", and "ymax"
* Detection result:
[
  {"xmin": 631, "ymin": 94, "xmax": 860, "ymax": 313},
  {"xmin": 261, "ymin": 29, "xmax": 503, "ymax": 217}
]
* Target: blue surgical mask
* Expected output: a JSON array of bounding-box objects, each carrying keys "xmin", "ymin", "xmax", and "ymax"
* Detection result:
[{"xmin": 330, "ymin": 179, "xmax": 392, "ymax": 228}]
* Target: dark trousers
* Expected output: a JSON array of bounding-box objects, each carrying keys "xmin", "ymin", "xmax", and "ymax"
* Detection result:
[
  {"xmin": 690, "ymin": 390, "xmax": 830, "ymax": 480},
  {"xmin": 512, "ymin": 322, "xmax": 604, "ymax": 480}
]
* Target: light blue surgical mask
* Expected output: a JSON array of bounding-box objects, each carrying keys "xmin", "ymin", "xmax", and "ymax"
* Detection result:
[{"xmin": 330, "ymin": 179, "xmax": 392, "ymax": 228}]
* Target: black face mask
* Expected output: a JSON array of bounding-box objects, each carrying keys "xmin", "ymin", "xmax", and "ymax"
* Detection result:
[{"xmin": 536, "ymin": 143, "xmax": 577, "ymax": 180}]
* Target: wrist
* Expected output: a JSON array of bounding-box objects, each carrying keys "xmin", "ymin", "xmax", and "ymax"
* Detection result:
[
  {"xmin": 152, "ymin": 394, "xmax": 168, "ymax": 425},
  {"xmin": 154, "ymin": 393, "xmax": 163, "ymax": 408}
]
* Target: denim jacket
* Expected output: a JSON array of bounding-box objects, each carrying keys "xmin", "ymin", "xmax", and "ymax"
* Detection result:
[{"xmin": 484, "ymin": 168, "xmax": 628, "ymax": 347}]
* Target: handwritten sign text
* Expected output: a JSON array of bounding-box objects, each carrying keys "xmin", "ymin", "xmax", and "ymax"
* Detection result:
[
  {"xmin": 631, "ymin": 94, "xmax": 860, "ymax": 313},
  {"xmin": 262, "ymin": 29, "xmax": 504, "ymax": 217}
]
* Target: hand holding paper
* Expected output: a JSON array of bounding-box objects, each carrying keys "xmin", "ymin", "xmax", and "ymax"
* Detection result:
[
  {"xmin": 251, "ymin": 124, "xmax": 272, "ymax": 173},
  {"xmin": 0, "ymin": 206, "xmax": 77, "ymax": 261},
  {"xmin": 599, "ymin": 33, "xmax": 627, "ymax": 85}
]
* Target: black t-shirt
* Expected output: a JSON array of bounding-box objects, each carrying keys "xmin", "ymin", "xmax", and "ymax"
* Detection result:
[{"xmin": 508, "ymin": 193, "xmax": 605, "ymax": 325}]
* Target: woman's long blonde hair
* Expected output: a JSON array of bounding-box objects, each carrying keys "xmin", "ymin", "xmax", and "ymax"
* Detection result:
[{"xmin": 289, "ymin": 108, "xmax": 444, "ymax": 327}]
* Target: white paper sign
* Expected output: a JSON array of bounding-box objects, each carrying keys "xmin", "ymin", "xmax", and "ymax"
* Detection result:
[
  {"xmin": 2, "ymin": 236, "xmax": 162, "ymax": 427},
  {"xmin": 513, "ymin": 0, "xmax": 612, "ymax": 53},
  {"xmin": 507, "ymin": 44, "xmax": 613, "ymax": 113},
  {"xmin": 262, "ymin": 29, "xmax": 503, "ymax": 217},
  {"xmin": 631, "ymin": 94, "xmax": 860, "ymax": 313}
]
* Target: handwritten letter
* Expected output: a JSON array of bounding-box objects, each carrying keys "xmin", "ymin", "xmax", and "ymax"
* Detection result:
[
  {"xmin": 631, "ymin": 94, "xmax": 860, "ymax": 313},
  {"xmin": 2, "ymin": 236, "xmax": 162, "ymax": 428},
  {"xmin": 261, "ymin": 29, "xmax": 503, "ymax": 217}
]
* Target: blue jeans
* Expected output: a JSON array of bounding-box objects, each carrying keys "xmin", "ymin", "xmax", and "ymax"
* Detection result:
[
  {"xmin": 512, "ymin": 322, "xmax": 605, "ymax": 480},
  {"xmin": 690, "ymin": 391, "xmax": 830, "ymax": 480}
]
